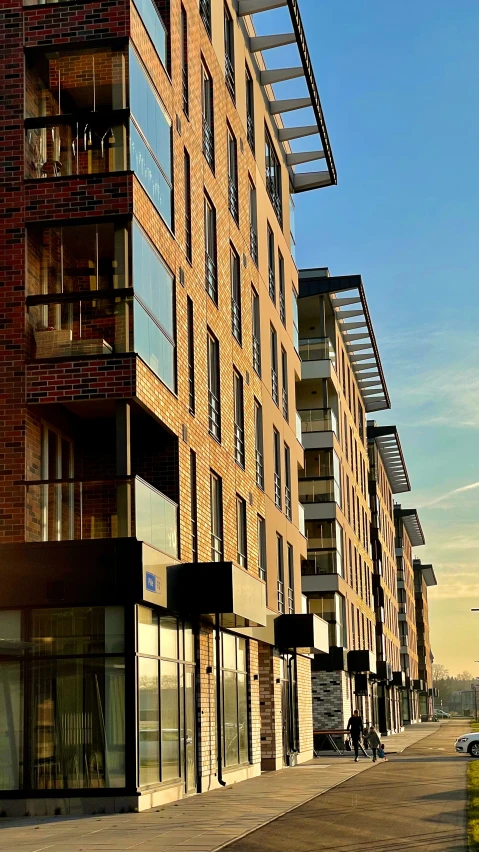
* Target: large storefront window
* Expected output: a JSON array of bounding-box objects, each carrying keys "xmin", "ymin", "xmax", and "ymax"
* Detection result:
[
  {"xmin": 219, "ymin": 633, "xmax": 249, "ymax": 767},
  {"xmin": 0, "ymin": 607, "xmax": 125, "ymax": 792},
  {"xmin": 137, "ymin": 608, "xmax": 195, "ymax": 791}
]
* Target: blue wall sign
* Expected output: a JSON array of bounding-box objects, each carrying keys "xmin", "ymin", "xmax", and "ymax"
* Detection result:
[{"xmin": 146, "ymin": 572, "xmax": 157, "ymax": 593}]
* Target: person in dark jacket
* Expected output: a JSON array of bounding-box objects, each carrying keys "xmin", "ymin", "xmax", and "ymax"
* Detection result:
[
  {"xmin": 368, "ymin": 725, "xmax": 381, "ymax": 761},
  {"xmin": 347, "ymin": 709, "xmax": 363, "ymax": 761}
]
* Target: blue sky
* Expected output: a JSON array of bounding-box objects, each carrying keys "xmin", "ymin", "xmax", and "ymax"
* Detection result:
[{"xmin": 259, "ymin": 1, "xmax": 479, "ymax": 673}]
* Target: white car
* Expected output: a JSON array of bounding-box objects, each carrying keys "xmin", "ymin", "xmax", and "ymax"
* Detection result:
[{"xmin": 455, "ymin": 732, "xmax": 479, "ymax": 757}]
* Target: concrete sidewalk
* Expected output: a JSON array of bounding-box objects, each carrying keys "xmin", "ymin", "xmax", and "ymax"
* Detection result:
[{"xmin": 0, "ymin": 723, "xmax": 440, "ymax": 852}]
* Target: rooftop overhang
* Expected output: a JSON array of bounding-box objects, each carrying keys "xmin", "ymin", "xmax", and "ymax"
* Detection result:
[
  {"xmin": 367, "ymin": 422, "xmax": 411, "ymax": 494},
  {"xmin": 239, "ymin": 0, "xmax": 336, "ymax": 191},
  {"xmin": 395, "ymin": 506, "xmax": 426, "ymax": 547},
  {"xmin": 274, "ymin": 612, "xmax": 329, "ymax": 653},
  {"xmin": 167, "ymin": 562, "xmax": 267, "ymax": 627},
  {"xmin": 413, "ymin": 559, "xmax": 437, "ymax": 587},
  {"xmin": 298, "ymin": 271, "xmax": 391, "ymax": 412}
]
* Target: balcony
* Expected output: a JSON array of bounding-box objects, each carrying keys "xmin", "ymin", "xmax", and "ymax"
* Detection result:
[
  {"xmin": 25, "ymin": 119, "xmax": 127, "ymax": 179},
  {"xmin": 295, "ymin": 411, "xmax": 303, "ymax": 445},
  {"xmin": 299, "ymin": 408, "xmax": 338, "ymax": 437},
  {"xmin": 24, "ymin": 476, "xmax": 178, "ymax": 559},
  {"xmin": 301, "ymin": 549, "xmax": 342, "ymax": 576},
  {"xmin": 299, "ymin": 337, "xmax": 336, "ymax": 367},
  {"xmin": 298, "ymin": 477, "xmax": 338, "ymax": 505},
  {"xmin": 28, "ymin": 292, "xmax": 132, "ymax": 359}
]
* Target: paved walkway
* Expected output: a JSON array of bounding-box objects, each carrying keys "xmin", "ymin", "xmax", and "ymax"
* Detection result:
[
  {"xmin": 0, "ymin": 723, "xmax": 444, "ymax": 852},
  {"xmin": 225, "ymin": 721, "xmax": 468, "ymax": 852}
]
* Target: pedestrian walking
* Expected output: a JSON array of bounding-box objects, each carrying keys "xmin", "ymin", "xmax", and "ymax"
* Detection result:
[
  {"xmin": 368, "ymin": 725, "xmax": 381, "ymax": 762},
  {"xmin": 363, "ymin": 720, "xmax": 370, "ymax": 750},
  {"xmin": 347, "ymin": 709, "xmax": 364, "ymax": 762}
]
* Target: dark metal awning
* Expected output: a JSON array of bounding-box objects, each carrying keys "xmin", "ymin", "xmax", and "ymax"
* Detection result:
[
  {"xmin": 395, "ymin": 506, "xmax": 426, "ymax": 547},
  {"xmin": 298, "ymin": 271, "xmax": 390, "ymax": 412},
  {"xmin": 367, "ymin": 423, "xmax": 411, "ymax": 494},
  {"xmin": 274, "ymin": 612, "xmax": 329, "ymax": 653},
  {"xmin": 347, "ymin": 649, "xmax": 377, "ymax": 675},
  {"xmin": 167, "ymin": 562, "xmax": 266, "ymax": 627},
  {"xmin": 238, "ymin": 0, "xmax": 336, "ymax": 191}
]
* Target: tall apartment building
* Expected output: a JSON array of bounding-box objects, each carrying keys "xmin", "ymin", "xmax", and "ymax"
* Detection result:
[
  {"xmin": 413, "ymin": 558, "xmax": 437, "ymax": 720},
  {"xmin": 367, "ymin": 423, "xmax": 409, "ymax": 734},
  {"xmin": 0, "ymin": 0, "xmax": 336, "ymax": 814},
  {"xmin": 296, "ymin": 269, "xmax": 391, "ymax": 731},
  {"xmin": 394, "ymin": 505, "xmax": 429, "ymax": 724}
]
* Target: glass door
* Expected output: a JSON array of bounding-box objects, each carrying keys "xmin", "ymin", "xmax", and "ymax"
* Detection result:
[
  {"xmin": 184, "ymin": 667, "xmax": 196, "ymax": 794},
  {"xmin": 281, "ymin": 655, "xmax": 298, "ymax": 765}
]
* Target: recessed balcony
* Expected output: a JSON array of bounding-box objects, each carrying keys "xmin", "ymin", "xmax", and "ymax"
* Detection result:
[{"xmin": 298, "ymin": 407, "xmax": 338, "ymax": 437}]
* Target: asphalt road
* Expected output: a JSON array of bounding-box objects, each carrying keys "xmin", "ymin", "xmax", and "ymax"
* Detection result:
[{"xmin": 224, "ymin": 721, "xmax": 469, "ymax": 852}]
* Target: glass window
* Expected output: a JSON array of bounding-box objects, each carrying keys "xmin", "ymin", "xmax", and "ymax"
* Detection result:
[
  {"xmin": 204, "ymin": 194, "xmax": 217, "ymax": 303},
  {"xmin": 207, "ymin": 331, "xmax": 221, "ymax": 440},
  {"xmin": 227, "ymin": 127, "xmax": 238, "ymax": 221},
  {"xmin": 273, "ymin": 428, "xmax": 282, "ymax": 510},
  {"xmin": 31, "ymin": 655, "xmax": 125, "ymax": 789},
  {"xmin": 133, "ymin": 222, "xmax": 173, "ymax": 338},
  {"xmin": 129, "ymin": 49, "xmax": 172, "ymax": 226},
  {"xmin": 292, "ymin": 287, "xmax": 299, "ymax": 352},
  {"xmin": 231, "ymin": 247, "xmax": 242, "ymax": 344},
  {"xmin": 184, "ymin": 148, "xmax": 192, "ymax": 262},
  {"xmin": 277, "ymin": 534, "xmax": 284, "ymax": 613},
  {"xmin": 160, "ymin": 659, "xmax": 180, "ymax": 781},
  {"xmin": 281, "ymin": 347, "xmax": 288, "ymax": 421},
  {"xmin": 254, "ymin": 400, "xmax": 264, "ymax": 490},
  {"xmin": 284, "ymin": 443, "xmax": 292, "ymax": 521},
  {"xmin": 236, "ymin": 495, "xmax": 247, "ymax": 569},
  {"xmin": 233, "ymin": 370, "xmax": 245, "ymax": 467},
  {"xmin": 190, "ymin": 448, "xmax": 198, "ymax": 562},
  {"xmin": 159, "ymin": 616, "xmax": 178, "ymax": 660},
  {"xmin": 0, "ymin": 661, "xmax": 22, "ymax": 790},
  {"xmin": 248, "ymin": 180, "xmax": 258, "ymax": 263},
  {"xmin": 139, "ymin": 656, "xmax": 160, "ymax": 785},
  {"xmin": 220, "ymin": 633, "xmax": 249, "ymax": 767},
  {"xmin": 278, "ymin": 251, "xmax": 286, "ymax": 325},
  {"xmin": 265, "ymin": 127, "xmax": 282, "ymax": 224},
  {"xmin": 224, "ymin": 3, "xmax": 235, "ymax": 101},
  {"xmin": 252, "ymin": 287, "xmax": 261, "ymax": 375},
  {"xmin": 200, "ymin": 0, "xmax": 211, "ymax": 36},
  {"xmin": 133, "ymin": 0, "xmax": 168, "ymax": 67},
  {"xmin": 267, "ymin": 225, "xmax": 275, "ymax": 303},
  {"xmin": 287, "ymin": 543, "xmax": 294, "ymax": 614},
  {"xmin": 210, "ymin": 471, "xmax": 223, "ymax": 561},
  {"xmin": 31, "ymin": 606, "xmax": 124, "ymax": 656},
  {"xmin": 187, "ymin": 296, "xmax": 195, "ymax": 413},
  {"xmin": 201, "ymin": 62, "xmax": 214, "ymax": 169},
  {"xmin": 257, "ymin": 515, "xmax": 267, "ymax": 582},
  {"xmin": 181, "ymin": 5, "xmax": 189, "ymax": 115},
  {"xmin": 270, "ymin": 325, "xmax": 279, "ymax": 405},
  {"xmin": 138, "ymin": 606, "xmax": 159, "ymax": 656},
  {"xmin": 245, "ymin": 65, "xmax": 255, "ymax": 152}
]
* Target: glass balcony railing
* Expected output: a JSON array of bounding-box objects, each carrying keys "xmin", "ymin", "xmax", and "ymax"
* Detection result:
[
  {"xmin": 298, "ymin": 478, "xmax": 339, "ymax": 505},
  {"xmin": 24, "ymin": 476, "xmax": 178, "ymax": 558},
  {"xmin": 25, "ymin": 121, "xmax": 127, "ymax": 179},
  {"xmin": 299, "ymin": 337, "xmax": 336, "ymax": 367},
  {"xmin": 28, "ymin": 293, "xmax": 133, "ymax": 359},
  {"xmin": 295, "ymin": 411, "xmax": 302, "ymax": 445},
  {"xmin": 301, "ymin": 549, "xmax": 342, "ymax": 576},
  {"xmin": 298, "ymin": 408, "xmax": 338, "ymax": 436}
]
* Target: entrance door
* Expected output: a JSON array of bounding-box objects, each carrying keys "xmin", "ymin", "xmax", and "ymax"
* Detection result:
[{"xmin": 184, "ymin": 668, "xmax": 196, "ymax": 794}]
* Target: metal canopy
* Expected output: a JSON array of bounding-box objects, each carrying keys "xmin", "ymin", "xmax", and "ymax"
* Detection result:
[
  {"xmin": 238, "ymin": 0, "xmax": 336, "ymax": 191},
  {"xmin": 413, "ymin": 558, "xmax": 437, "ymax": 587},
  {"xmin": 298, "ymin": 271, "xmax": 391, "ymax": 412},
  {"xmin": 367, "ymin": 423, "xmax": 411, "ymax": 494},
  {"xmin": 395, "ymin": 505, "xmax": 426, "ymax": 548}
]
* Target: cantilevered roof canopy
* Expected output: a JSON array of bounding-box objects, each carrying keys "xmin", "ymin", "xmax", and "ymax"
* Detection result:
[
  {"xmin": 298, "ymin": 270, "xmax": 391, "ymax": 412},
  {"xmin": 413, "ymin": 559, "xmax": 437, "ymax": 587},
  {"xmin": 367, "ymin": 423, "xmax": 411, "ymax": 494},
  {"xmin": 395, "ymin": 506, "xmax": 426, "ymax": 548},
  {"xmin": 239, "ymin": 0, "xmax": 336, "ymax": 191}
]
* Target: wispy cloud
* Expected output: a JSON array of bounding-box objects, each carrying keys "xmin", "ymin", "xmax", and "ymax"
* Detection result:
[{"xmin": 419, "ymin": 481, "xmax": 479, "ymax": 508}]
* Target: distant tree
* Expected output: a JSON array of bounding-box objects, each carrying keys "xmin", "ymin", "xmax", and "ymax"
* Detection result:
[
  {"xmin": 456, "ymin": 671, "xmax": 474, "ymax": 683},
  {"xmin": 432, "ymin": 664, "xmax": 449, "ymax": 681}
]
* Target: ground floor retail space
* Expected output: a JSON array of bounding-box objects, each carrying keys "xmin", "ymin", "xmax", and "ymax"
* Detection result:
[{"xmin": 0, "ymin": 603, "xmax": 315, "ymax": 816}]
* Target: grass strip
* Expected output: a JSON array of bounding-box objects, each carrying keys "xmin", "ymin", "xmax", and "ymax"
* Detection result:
[{"xmin": 468, "ymin": 722, "xmax": 479, "ymax": 851}]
